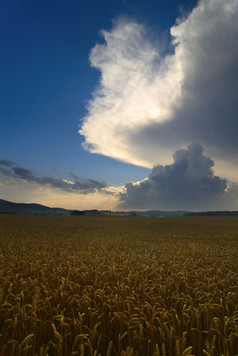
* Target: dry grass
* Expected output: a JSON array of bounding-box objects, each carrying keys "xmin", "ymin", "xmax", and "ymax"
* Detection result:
[{"xmin": 0, "ymin": 215, "xmax": 238, "ymax": 356}]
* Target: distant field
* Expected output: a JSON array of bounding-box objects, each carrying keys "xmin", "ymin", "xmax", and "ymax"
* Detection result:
[{"xmin": 0, "ymin": 215, "xmax": 238, "ymax": 356}]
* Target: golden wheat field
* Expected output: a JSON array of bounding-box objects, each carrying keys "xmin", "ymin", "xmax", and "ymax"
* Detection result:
[{"xmin": 0, "ymin": 215, "xmax": 238, "ymax": 356}]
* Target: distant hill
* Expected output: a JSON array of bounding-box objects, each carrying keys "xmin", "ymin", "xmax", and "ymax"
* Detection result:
[
  {"xmin": 184, "ymin": 211, "xmax": 238, "ymax": 217},
  {"xmin": 0, "ymin": 199, "xmax": 186, "ymax": 216},
  {"xmin": 1, "ymin": 198, "xmax": 238, "ymax": 217},
  {"xmin": 0, "ymin": 199, "xmax": 71, "ymax": 215},
  {"xmin": 0, "ymin": 199, "xmax": 104, "ymax": 216},
  {"xmin": 129, "ymin": 210, "xmax": 187, "ymax": 217}
]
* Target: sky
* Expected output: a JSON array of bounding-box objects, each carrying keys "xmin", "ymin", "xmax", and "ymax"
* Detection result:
[{"xmin": 1, "ymin": 0, "xmax": 238, "ymax": 211}]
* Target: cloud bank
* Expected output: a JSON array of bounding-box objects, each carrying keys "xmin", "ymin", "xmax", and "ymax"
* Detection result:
[
  {"xmin": 1, "ymin": 146, "xmax": 238, "ymax": 211},
  {"xmin": 0, "ymin": 160, "xmax": 107, "ymax": 194},
  {"xmin": 119, "ymin": 144, "xmax": 238, "ymax": 211},
  {"xmin": 80, "ymin": 0, "xmax": 238, "ymax": 179}
]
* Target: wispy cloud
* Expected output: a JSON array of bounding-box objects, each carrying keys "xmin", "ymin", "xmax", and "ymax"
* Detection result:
[
  {"xmin": 119, "ymin": 144, "xmax": 238, "ymax": 211},
  {"xmin": 80, "ymin": 0, "xmax": 238, "ymax": 179},
  {"xmin": 0, "ymin": 161, "xmax": 107, "ymax": 194}
]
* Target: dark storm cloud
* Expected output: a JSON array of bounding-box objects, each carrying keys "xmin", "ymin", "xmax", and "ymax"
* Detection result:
[
  {"xmin": 119, "ymin": 144, "xmax": 237, "ymax": 211},
  {"xmin": 13, "ymin": 167, "xmax": 35, "ymax": 179},
  {"xmin": 69, "ymin": 172, "xmax": 107, "ymax": 191},
  {"xmin": 134, "ymin": 4, "xmax": 238, "ymax": 164},
  {"xmin": 0, "ymin": 159, "xmax": 16, "ymax": 166},
  {"xmin": 0, "ymin": 161, "xmax": 107, "ymax": 194}
]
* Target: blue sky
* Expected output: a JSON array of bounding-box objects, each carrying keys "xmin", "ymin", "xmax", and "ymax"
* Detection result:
[{"xmin": 1, "ymin": 0, "xmax": 238, "ymax": 211}]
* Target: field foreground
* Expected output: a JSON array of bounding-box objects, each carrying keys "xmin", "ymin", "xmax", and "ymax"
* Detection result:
[{"xmin": 0, "ymin": 215, "xmax": 238, "ymax": 356}]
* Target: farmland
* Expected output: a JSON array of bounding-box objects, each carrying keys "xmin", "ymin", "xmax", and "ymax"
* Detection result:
[{"xmin": 0, "ymin": 215, "xmax": 238, "ymax": 355}]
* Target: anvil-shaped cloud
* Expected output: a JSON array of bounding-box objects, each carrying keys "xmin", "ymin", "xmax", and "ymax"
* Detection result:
[{"xmin": 80, "ymin": 0, "xmax": 238, "ymax": 180}]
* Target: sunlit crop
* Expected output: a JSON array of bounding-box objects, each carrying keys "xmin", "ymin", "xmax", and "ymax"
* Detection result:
[{"xmin": 0, "ymin": 215, "xmax": 238, "ymax": 355}]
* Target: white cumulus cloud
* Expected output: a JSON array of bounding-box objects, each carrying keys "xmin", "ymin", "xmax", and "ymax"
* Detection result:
[
  {"xmin": 119, "ymin": 143, "xmax": 238, "ymax": 211},
  {"xmin": 80, "ymin": 19, "xmax": 183, "ymax": 167},
  {"xmin": 80, "ymin": 0, "xmax": 238, "ymax": 179}
]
